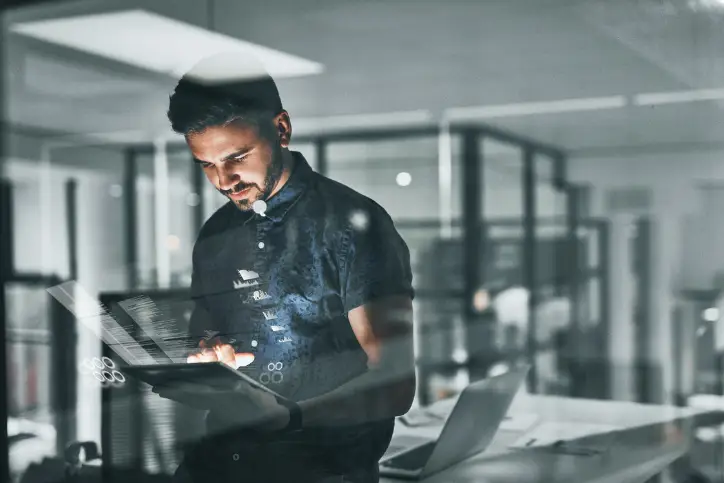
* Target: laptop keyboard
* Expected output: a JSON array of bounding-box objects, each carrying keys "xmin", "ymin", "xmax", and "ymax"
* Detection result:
[
  {"xmin": 385, "ymin": 436, "xmax": 432, "ymax": 456},
  {"xmin": 381, "ymin": 442, "xmax": 436, "ymax": 471}
]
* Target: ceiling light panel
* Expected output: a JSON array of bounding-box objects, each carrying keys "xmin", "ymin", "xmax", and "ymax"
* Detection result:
[{"xmin": 11, "ymin": 9, "xmax": 323, "ymax": 80}]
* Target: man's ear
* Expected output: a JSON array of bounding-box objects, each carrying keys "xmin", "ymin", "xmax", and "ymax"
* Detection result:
[{"xmin": 274, "ymin": 111, "xmax": 292, "ymax": 148}]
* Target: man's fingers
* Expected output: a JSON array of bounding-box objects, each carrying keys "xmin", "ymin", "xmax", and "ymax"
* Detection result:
[
  {"xmin": 199, "ymin": 337, "xmax": 222, "ymax": 349},
  {"xmin": 196, "ymin": 349, "xmax": 219, "ymax": 363},
  {"xmin": 187, "ymin": 343, "xmax": 255, "ymax": 369},
  {"xmin": 235, "ymin": 352, "xmax": 255, "ymax": 368},
  {"xmin": 209, "ymin": 344, "xmax": 254, "ymax": 369},
  {"xmin": 214, "ymin": 344, "xmax": 236, "ymax": 367}
]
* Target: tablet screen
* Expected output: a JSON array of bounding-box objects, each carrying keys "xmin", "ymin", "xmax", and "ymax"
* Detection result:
[{"xmin": 124, "ymin": 362, "xmax": 284, "ymax": 398}]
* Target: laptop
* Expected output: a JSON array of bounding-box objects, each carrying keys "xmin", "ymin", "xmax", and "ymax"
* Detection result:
[{"xmin": 379, "ymin": 366, "xmax": 529, "ymax": 480}]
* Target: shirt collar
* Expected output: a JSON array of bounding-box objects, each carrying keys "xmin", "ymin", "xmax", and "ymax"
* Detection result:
[{"xmin": 250, "ymin": 151, "xmax": 313, "ymax": 224}]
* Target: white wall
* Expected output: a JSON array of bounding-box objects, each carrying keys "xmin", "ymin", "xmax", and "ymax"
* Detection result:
[{"xmin": 569, "ymin": 149, "xmax": 724, "ymax": 403}]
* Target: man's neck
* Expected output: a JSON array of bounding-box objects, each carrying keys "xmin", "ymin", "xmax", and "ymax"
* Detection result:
[{"xmin": 267, "ymin": 150, "xmax": 296, "ymax": 199}]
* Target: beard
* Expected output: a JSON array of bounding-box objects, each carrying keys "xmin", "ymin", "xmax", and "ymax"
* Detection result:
[{"xmin": 221, "ymin": 142, "xmax": 285, "ymax": 212}]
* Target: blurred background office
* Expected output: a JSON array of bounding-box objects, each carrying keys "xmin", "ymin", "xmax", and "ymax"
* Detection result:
[{"xmin": 3, "ymin": 0, "xmax": 724, "ymax": 481}]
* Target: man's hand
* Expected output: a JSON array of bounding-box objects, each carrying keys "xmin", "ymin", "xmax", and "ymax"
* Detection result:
[
  {"xmin": 153, "ymin": 381, "xmax": 289, "ymax": 433},
  {"xmin": 154, "ymin": 338, "xmax": 288, "ymax": 432},
  {"xmin": 186, "ymin": 337, "xmax": 255, "ymax": 369}
]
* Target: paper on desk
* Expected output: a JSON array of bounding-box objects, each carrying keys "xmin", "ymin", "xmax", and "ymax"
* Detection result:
[
  {"xmin": 398, "ymin": 411, "xmax": 443, "ymax": 427},
  {"xmin": 499, "ymin": 413, "xmax": 539, "ymax": 432},
  {"xmin": 510, "ymin": 421, "xmax": 621, "ymax": 448}
]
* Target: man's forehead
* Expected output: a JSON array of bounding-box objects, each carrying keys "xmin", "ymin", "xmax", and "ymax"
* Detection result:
[{"xmin": 188, "ymin": 123, "xmax": 258, "ymax": 160}]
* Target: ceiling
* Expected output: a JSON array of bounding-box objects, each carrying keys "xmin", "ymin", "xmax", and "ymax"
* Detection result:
[{"xmin": 3, "ymin": 0, "xmax": 724, "ymax": 154}]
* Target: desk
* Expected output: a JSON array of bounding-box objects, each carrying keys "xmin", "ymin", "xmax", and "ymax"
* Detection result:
[{"xmin": 382, "ymin": 393, "xmax": 710, "ymax": 483}]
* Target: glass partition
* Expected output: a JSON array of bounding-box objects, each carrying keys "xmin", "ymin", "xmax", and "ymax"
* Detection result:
[
  {"xmin": 1, "ymin": 128, "xmax": 571, "ymax": 479},
  {"xmin": 482, "ymin": 139, "xmax": 525, "ymax": 221},
  {"xmin": 325, "ymin": 135, "xmax": 465, "ymax": 405},
  {"xmin": 326, "ymin": 136, "xmax": 459, "ymax": 220},
  {"xmin": 481, "ymin": 138, "xmax": 525, "ymax": 290}
]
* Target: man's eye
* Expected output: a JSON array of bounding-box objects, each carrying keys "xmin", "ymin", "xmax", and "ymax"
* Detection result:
[
  {"xmin": 233, "ymin": 154, "xmax": 248, "ymax": 163},
  {"xmin": 201, "ymin": 162, "xmax": 213, "ymax": 169}
]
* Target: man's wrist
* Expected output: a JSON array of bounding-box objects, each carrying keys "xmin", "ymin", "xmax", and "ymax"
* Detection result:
[{"xmin": 277, "ymin": 398, "xmax": 302, "ymax": 432}]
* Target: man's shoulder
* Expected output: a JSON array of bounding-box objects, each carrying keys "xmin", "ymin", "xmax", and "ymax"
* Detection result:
[{"xmin": 309, "ymin": 173, "xmax": 393, "ymax": 227}]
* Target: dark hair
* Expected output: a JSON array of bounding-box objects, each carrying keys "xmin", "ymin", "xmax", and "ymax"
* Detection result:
[{"xmin": 167, "ymin": 73, "xmax": 284, "ymax": 137}]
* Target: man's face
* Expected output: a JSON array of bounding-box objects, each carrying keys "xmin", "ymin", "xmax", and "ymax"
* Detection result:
[{"xmin": 187, "ymin": 118, "xmax": 285, "ymax": 211}]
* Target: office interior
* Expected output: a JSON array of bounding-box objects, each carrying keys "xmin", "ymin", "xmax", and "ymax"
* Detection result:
[{"xmin": 3, "ymin": 0, "xmax": 724, "ymax": 482}]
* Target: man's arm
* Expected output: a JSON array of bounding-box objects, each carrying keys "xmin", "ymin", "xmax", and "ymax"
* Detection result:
[
  {"xmin": 157, "ymin": 296, "xmax": 413, "ymax": 429},
  {"xmin": 292, "ymin": 205, "xmax": 416, "ymax": 428},
  {"xmin": 297, "ymin": 295, "xmax": 415, "ymax": 427},
  {"xmin": 168, "ymin": 296, "xmax": 414, "ymax": 430}
]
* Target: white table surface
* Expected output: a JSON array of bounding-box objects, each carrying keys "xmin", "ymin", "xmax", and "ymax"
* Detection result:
[{"xmin": 381, "ymin": 392, "xmax": 709, "ymax": 483}]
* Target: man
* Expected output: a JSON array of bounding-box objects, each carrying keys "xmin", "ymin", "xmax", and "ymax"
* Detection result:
[{"xmin": 157, "ymin": 54, "xmax": 416, "ymax": 483}]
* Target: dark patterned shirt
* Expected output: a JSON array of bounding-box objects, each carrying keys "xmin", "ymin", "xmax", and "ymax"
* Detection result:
[{"xmin": 187, "ymin": 151, "xmax": 414, "ymax": 476}]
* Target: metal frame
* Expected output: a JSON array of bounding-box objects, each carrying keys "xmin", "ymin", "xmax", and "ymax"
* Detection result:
[
  {"xmin": 123, "ymin": 148, "xmax": 139, "ymax": 289},
  {"xmin": 66, "ymin": 180, "xmax": 79, "ymax": 280},
  {"xmin": 460, "ymin": 129, "xmax": 486, "ymax": 384},
  {"xmin": 633, "ymin": 217, "xmax": 656, "ymax": 403},
  {"xmin": 597, "ymin": 220, "xmax": 611, "ymax": 398},
  {"xmin": 129, "ymin": 122, "xmax": 563, "ymax": 158},
  {"xmin": 0, "ymin": 181, "xmax": 11, "ymax": 482},
  {"xmin": 522, "ymin": 147, "xmax": 538, "ymax": 390},
  {"xmin": 191, "ymin": 153, "xmax": 205, "ymax": 233},
  {"xmin": 566, "ymin": 186, "xmax": 583, "ymax": 395},
  {"xmin": 314, "ymin": 138, "xmax": 328, "ymax": 176}
]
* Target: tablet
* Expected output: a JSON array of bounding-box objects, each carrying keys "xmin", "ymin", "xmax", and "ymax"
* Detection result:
[{"xmin": 123, "ymin": 362, "xmax": 285, "ymax": 399}]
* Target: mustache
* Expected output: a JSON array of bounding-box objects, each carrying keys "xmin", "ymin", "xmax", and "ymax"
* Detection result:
[{"xmin": 219, "ymin": 182, "xmax": 256, "ymax": 195}]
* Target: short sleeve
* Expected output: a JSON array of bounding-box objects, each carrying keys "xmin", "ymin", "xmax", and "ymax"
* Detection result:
[{"xmin": 341, "ymin": 208, "xmax": 414, "ymax": 313}]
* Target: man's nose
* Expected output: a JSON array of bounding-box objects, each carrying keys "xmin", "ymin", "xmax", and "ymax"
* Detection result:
[{"xmin": 217, "ymin": 166, "xmax": 240, "ymax": 191}]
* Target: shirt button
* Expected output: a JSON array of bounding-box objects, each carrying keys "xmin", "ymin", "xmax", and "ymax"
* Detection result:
[
  {"xmin": 258, "ymin": 242, "xmax": 265, "ymax": 249},
  {"xmin": 232, "ymin": 453, "xmax": 239, "ymax": 461}
]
